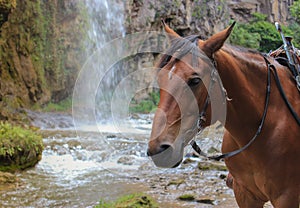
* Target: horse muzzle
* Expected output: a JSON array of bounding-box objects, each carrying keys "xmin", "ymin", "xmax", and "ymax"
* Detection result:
[{"xmin": 147, "ymin": 140, "xmax": 184, "ymax": 168}]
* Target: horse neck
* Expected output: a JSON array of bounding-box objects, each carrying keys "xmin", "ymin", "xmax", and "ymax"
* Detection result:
[{"xmin": 214, "ymin": 47, "xmax": 268, "ymax": 142}]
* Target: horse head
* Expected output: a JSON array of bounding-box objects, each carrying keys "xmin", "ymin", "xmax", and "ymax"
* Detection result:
[{"xmin": 147, "ymin": 22, "xmax": 235, "ymax": 168}]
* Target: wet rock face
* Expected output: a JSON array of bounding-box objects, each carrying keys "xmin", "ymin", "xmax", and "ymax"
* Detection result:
[{"xmin": 0, "ymin": 0, "xmax": 86, "ymax": 122}]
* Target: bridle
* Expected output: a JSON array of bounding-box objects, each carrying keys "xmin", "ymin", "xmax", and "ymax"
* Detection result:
[
  {"xmin": 189, "ymin": 55, "xmax": 274, "ymax": 161},
  {"xmin": 195, "ymin": 56, "xmax": 229, "ymax": 132}
]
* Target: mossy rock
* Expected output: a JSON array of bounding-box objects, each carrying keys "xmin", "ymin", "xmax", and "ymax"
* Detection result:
[
  {"xmin": 197, "ymin": 161, "xmax": 227, "ymax": 171},
  {"xmin": 0, "ymin": 122, "xmax": 43, "ymax": 172},
  {"xmin": 177, "ymin": 194, "xmax": 195, "ymax": 201},
  {"xmin": 95, "ymin": 193, "xmax": 159, "ymax": 208}
]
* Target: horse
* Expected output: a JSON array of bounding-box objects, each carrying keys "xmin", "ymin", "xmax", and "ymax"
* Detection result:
[{"xmin": 147, "ymin": 21, "xmax": 300, "ymax": 208}]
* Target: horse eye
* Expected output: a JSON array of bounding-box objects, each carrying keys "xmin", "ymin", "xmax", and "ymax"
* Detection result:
[{"xmin": 188, "ymin": 78, "xmax": 201, "ymax": 87}]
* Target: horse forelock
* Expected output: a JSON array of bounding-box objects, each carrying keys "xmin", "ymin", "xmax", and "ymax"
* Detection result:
[{"xmin": 157, "ymin": 35, "xmax": 207, "ymax": 70}]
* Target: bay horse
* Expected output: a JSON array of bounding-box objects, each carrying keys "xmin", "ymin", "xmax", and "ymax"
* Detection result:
[{"xmin": 147, "ymin": 22, "xmax": 300, "ymax": 207}]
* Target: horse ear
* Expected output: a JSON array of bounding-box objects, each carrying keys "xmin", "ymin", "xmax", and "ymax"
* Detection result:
[
  {"xmin": 162, "ymin": 19, "xmax": 181, "ymax": 41},
  {"xmin": 201, "ymin": 22, "xmax": 236, "ymax": 57}
]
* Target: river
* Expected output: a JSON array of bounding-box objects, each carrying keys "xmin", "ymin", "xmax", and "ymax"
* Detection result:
[{"xmin": 0, "ymin": 111, "xmax": 239, "ymax": 208}]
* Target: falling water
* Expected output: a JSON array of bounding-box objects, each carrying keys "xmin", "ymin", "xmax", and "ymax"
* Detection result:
[
  {"xmin": 72, "ymin": 0, "xmax": 128, "ymax": 128},
  {"xmin": 85, "ymin": 0, "xmax": 125, "ymax": 51},
  {"xmin": 85, "ymin": 0, "xmax": 126, "ymax": 88}
]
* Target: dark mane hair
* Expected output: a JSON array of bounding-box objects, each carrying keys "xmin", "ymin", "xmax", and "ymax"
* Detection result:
[{"xmin": 157, "ymin": 35, "xmax": 206, "ymax": 69}]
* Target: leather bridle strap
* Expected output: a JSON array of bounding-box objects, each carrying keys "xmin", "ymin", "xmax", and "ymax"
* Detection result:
[
  {"xmin": 190, "ymin": 55, "xmax": 272, "ymax": 161},
  {"xmin": 271, "ymin": 61, "xmax": 300, "ymax": 125}
]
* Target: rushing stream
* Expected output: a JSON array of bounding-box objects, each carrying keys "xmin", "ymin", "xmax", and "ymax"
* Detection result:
[{"xmin": 0, "ymin": 112, "xmax": 240, "ymax": 208}]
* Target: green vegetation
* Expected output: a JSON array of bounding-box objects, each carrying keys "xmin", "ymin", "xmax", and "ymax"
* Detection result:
[
  {"xmin": 229, "ymin": 13, "xmax": 295, "ymax": 52},
  {"xmin": 0, "ymin": 122, "xmax": 43, "ymax": 172},
  {"xmin": 0, "ymin": 0, "xmax": 88, "ymax": 119},
  {"xmin": 130, "ymin": 91, "xmax": 160, "ymax": 113},
  {"xmin": 289, "ymin": 1, "xmax": 300, "ymax": 45},
  {"xmin": 40, "ymin": 97, "xmax": 72, "ymax": 112},
  {"xmin": 95, "ymin": 193, "xmax": 159, "ymax": 208},
  {"xmin": 177, "ymin": 194, "xmax": 195, "ymax": 201},
  {"xmin": 291, "ymin": 0, "xmax": 300, "ymax": 24}
]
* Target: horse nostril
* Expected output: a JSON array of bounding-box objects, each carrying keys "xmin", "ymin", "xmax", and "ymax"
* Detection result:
[
  {"xmin": 147, "ymin": 143, "xmax": 172, "ymax": 157},
  {"xmin": 159, "ymin": 144, "xmax": 171, "ymax": 152},
  {"xmin": 147, "ymin": 148, "xmax": 151, "ymax": 156}
]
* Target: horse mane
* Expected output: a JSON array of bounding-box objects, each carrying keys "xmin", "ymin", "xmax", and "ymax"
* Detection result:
[
  {"xmin": 222, "ymin": 44, "xmax": 263, "ymax": 61},
  {"xmin": 157, "ymin": 35, "xmax": 209, "ymax": 69},
  {"xmin": 223, "ymin": 44, "xmax": 260, "ymax": 55},
  {"xmin": 221, "ymin": 44, "xmax": 267, "ymax": 69}
]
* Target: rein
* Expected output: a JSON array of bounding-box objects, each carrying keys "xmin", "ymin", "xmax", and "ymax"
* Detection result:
[{"xmin": 190, "ymin": 55, "xmax": 273, "ymax": 161}]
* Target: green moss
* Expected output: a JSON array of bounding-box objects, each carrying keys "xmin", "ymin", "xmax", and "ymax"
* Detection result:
[
  {"xmin": 0, "ymin": 122, "xmax": 43, "ymax": 172},
  {"xmin": 178, "ymin": 194, "xmax": 195, "ymax": 201},
  {"xmin": 95, "ymin": 193, "xmax": 159, "ymax": 208}
]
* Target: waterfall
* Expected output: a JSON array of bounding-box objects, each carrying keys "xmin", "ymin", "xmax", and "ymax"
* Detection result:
[
  {"xmin": 85, "ymin": 0, "xmax": 126, "ymax": 89},
  {"xmin": 87, "ymin": 0, "xmax": 128, "ymax": 122},
  {"xmin": 73, "ymin": 0, "xmax": 126, "ymax": 127},
  {"xmin": 85, "ymin": 0, "xmax": 125, "ymax": 50},
  {"xmin": 72, "ymin": 0, "xmax": 165, "ymax": 132}
]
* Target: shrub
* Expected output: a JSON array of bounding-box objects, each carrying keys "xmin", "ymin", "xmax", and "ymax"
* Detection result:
[
  {"xmin": 130, "ymin": 91, "xmax": 160, "ymax": 114},
  {"xmin": 229, "ymin": 13, "xmax": 295, "ymax": 52},
  {"xmin": 290, "ymin": 0, "xmax": 300, "ymax": 24}
]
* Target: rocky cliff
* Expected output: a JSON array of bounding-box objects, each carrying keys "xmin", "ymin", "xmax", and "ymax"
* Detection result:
[
  {"xmin": 125, "ymin": 0, "xmax": 294, "ymax": 36},
  {"xmin": 0, "ymin": 0, "xmax": 87, "ymax": 122}
]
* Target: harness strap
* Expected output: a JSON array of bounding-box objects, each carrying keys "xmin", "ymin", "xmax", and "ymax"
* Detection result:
[{"xmin": 191, "ymin": 55, "xmax": 272, "ymax": 161}]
